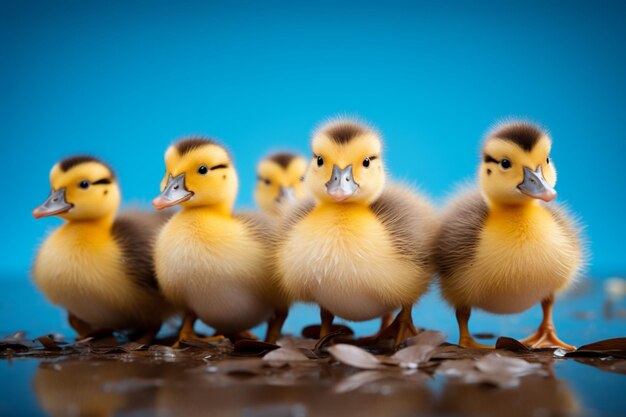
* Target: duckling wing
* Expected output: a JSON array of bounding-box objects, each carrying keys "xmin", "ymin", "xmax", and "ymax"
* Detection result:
[
  {"xmin": 233, "ymin": 211, "xmax": 279, "ymax": 246},
  {"xmin": 433, "ymin": 191, "xmax": 488, "ymax": 279},
  {"xmin": 111, "ymin": 211, "xmax": 172, "ymax": 291},
  {"xmin": 369, "ymin": 184, "xmax": 438, "ymax": 269}
]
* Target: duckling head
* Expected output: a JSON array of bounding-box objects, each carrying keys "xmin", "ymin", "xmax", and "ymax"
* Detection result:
[
  {"xmin": 33, "ymin": 156, "xmax": 120, "ymax": 221},
  {"xmin": 307, "ymin": 119, "xmax": 385, "ymax": 204},
  {"xmin": 254, "ymin": 152, "xmax": 308, "ymax": 214},
  {"xmin": 479, "ymin": 121, "xmax": 557, "ymax": 206},
  {"xmin": 153, "ymin": 137, "xmax": 238, "ymax": 213}
]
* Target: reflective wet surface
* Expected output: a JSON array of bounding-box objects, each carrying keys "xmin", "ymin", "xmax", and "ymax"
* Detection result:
[{"xmin": 1, "ymin": 278, "xmax": 625, "ymax": 417}]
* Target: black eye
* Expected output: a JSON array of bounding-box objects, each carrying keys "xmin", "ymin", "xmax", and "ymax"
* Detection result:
[
  {"xmin": 363, "ymin": 157, "xmax": 370, "ymax": 168},
  {"xmin": 264, "ymin": 179, "xmax": 271, "ymax": 185},
  {"xmin": 546, "ymin": 157, "xmax": 550, "ymax": 164},
  {"xmin": 500, "ymin": 159, "xmax": 512, "ymax": 169},
  {"xmin": 198, "ymin": 165, "xmax": 208, "ymax": 175},
  {"xmin": 79, "ymin": 180, "xmax": 90, "ymax": 189},
  {"xmin": 300, "ymin": 176, "xmax": 305, "ymax": 182},
  {"xmin": 316, "ymin": 155, "xmax": 324, "ymax": 167}
]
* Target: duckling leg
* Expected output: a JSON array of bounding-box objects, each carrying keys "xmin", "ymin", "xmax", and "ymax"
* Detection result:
[
  {"xmin": 68, "ymin": 313, "xmax": 93, "ymax": 339},
  {"xmin": 68, "ymin": 313, "xmax": 114, "ymax": 340},
  {"xmin": 265, "ymin": 309, "xmax": 288, "ymax": 344},
  {"xmin": 520, "ymin": 294, "xmax": 575, "ymax": 350},
  {"xmin": 375, "ymin": 306, "xmax": 418, "ymax": 346},
  {"xmin": 134, "ymin": 324, "xmax": 162, "ymax": 345},
  {"xmin": 358, "ymin": 312, "xmax": 395, "ymax": 343},
  {"xmin": 319, "ymin": 307, "xmax": 335, "ymax": 338},
  {"xmin": 173, "ymin": 311, "xmax": 225, "ymax": 348},
  {"xmin": 456, "ymin": 307, "xmax": 493, "ymax": 349}
]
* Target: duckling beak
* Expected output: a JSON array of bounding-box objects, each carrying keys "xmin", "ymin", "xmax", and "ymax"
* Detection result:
[
  {"xmin": 33, "ymin": 188, "xmax": 73, "ymax": 219},
  {"xmin": 326, "ymin": 164, "xmax": 359, "ymax": 202},
  {"xmin": 277, "ymin": 186, "xmax": 296, "ymax": 203},
  {"xmin": 518, "ymin": 166, "xmax": 557, "ymax": 202},
  {"xmin": 152, "ymin": 173, "xmax": 194, "ymax": 210}
]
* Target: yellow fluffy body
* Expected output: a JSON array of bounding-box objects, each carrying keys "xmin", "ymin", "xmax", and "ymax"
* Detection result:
[
  {"xmin": 441, "ymin": 202, "xmax": 582, "ymax": 313},
  {"xmin": 155, "ymin": 209, "xmax": 275, "ymax": 332},
  {"xmin": 277, "ymin": 202, "xmax": 429, "ymax": 321}
]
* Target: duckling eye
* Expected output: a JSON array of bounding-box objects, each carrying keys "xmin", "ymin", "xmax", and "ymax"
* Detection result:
[
  {"xmin": 300, "ymin": 176, "xmax": 305, "ymax": 182},
  {"xmin": 316, "ymin": 155, "xmax": 324, "ymax": 167},
  {"xmin": 79, "ymin": 180, "xmax": 90, "ymax": 189},
  {"xmin": 546, "ymin": 157, "xmax": 550, "ymax": 164},
  {"xmin": 198, "ymin": 165, "xmax": 209, "ymax": 175},
  {"xmin": 363, "ymin": 157, "xmax": 370, "ymax": 168},
  {"xmin": 500, "ymin": 159, "xmax": 512, "ymax": 170},
  {"xmin": 264, "ymin": 179, "xmax": 271, "ymax": 186}
]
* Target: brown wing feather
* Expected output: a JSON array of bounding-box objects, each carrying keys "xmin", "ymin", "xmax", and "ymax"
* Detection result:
[
  {"xmin": 369, "ymin": 184, "xmax": 438, "ymax": 269},
  {"xmin": 111, "ymin": 211, "xmax": 172, "ymax": 292},
  {"xmin": 433, "ymin": 191, "xmax": 489, "ymax": 279}
]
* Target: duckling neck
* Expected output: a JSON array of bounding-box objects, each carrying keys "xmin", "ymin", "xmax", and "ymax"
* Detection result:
[
  {"xmin": 60, "ymin": 214, "xmax": 116, "ymax": 240},
  {"xmin": 183, "ymin": 202, "xmax": 233, "ymax": 217}
]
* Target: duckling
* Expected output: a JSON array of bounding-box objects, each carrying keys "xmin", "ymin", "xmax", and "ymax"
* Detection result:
[
  {"xmin": 153, "ymin": 137, "xmax": 281, "ymax": 346},
  {"xmin": 276, "ymin": 119, "xmax": 437, "ymax": 346},
  {"xmin": 255, "ymin": 152, "xmax": 308, "ymax": 216},
  {"xmin": 434, "ymin": 121, "xmax": 584, "ymax": 350},
  {"xmin": 32, "ymin": 156, "xmax": 171, "ymax": 342}
]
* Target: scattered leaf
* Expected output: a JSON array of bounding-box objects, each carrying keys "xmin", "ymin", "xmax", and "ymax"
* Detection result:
[
  {"xmin": 576, "ymin": 338, "xmax": 626, "ymax": 352},
  {"xmin": 495, "ymin": 337, "xmax": 531, "ymax": 352},
  {"xmin": 392, "ymin": 345, "xmax": 436, "ymax": 368},
  {"xmin": 301, "ymin": 324, "xmax": 354, "ymax": 339},
  {"xmin": 406, "ymin": 330, "xmax": 447, "ymax": 347},
  {"xmin": 35, "ymin": 336, "xmax": 62, "ymax": 351},
  {"xmin": 263, "ymin": 346, "xmax": 309, "ymax": 362},
  {"xmin": 328, "ymin": 344, "xmax": 383, "ymax": 369}
]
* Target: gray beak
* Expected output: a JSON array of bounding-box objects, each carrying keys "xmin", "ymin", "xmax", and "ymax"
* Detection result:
[
  {"xmin": 277, "ymin": 186, "xmax": 296, "ymax": 203},
  {"xmin": 518, "ymin": 166, "xmax": 557, "ymax": 202},
  {"xmin": 326, "ymin": 164, "xmax": 359, "ymax": 202},
  {"xmin": 152, "ymin": 173, "xmax": 194, "ymax": 210},
  {"xmin": 33, "ymin": 188, "xmax": 73, "ymax": 219}
]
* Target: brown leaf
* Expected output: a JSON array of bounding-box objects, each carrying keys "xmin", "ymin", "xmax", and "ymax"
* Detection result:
[
  {"xmin": 495, "ymin": 337, "xmax": 531, "ymax": 352},
  {"xmin": 36, "ymin": 336, "xmax": 62, "ymax": 351},
  {"xmin": 576, "ymin": 338, "xmax": 626, "ymax": 352},
  {"xmin": 301, "ymin": 324, "xmax": 354, "ymax": 339},
  {"xmin": 328, "ymin": 344, "xmax": 384, "ymax": 369},
  {"xmin": 233, "ymin": 340, "xmax": 279, "ymax": 356}
]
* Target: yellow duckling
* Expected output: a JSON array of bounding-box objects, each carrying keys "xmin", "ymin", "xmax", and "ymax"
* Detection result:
[
  {"xmin": 32, "ymin": 156, "xmax": 171, "ymax": 342},
  {"xmin": 434, "ymin": 121, "xmax": 584, "ymax": 350},
  {"xmin": 153, "ymin": 137, "xmax": 281, "ymax": 346},
  {"xmin": 254, "ymin": 152, "xmax": 308, "ymax": 216},
  {"xmin": 276, "ymin": 119, "xmax": 437, "ymax": 345}
]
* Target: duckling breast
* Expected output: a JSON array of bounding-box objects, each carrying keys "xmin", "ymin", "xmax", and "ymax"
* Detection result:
[{"xmin": 277, "ymin": 204, "xmax": 428, "ymax": 321}]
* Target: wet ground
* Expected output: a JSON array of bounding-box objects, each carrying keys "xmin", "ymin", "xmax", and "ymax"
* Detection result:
[{"xmin": 1, "ymin": 277, "xmax": 625, "ymax": 417}]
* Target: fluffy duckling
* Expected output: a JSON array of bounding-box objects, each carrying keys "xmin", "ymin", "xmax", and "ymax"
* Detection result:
[
  {"xmin": 276, "ymin": 119, "xmax": 437, "ymax": 345},
  {"xmin": 255, "ymin": 152, "xmax": 308, "ymax": 216},
  {"xmin": 434, "ymin": 121, "xmax": 584, "ymax": 350},
  {"xmin": 153, "ymin": 137, "xmax": 282, "ymax": 346},
  {"xmin": 32, "ymin": 156, "xmax": 171, "ymax": 342}
]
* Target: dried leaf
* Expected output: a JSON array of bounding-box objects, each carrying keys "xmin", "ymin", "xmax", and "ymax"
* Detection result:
[
  {"xmin": 301, "ymin": 324, "xmax": 354, "ymax": 339},
  {"xmin": 392, "ymin": 345, "xmax": 436, "ymax": 368},
  {"xmin": 406, "ymin": 330, "xmax": 447, "ymax": 347},
  {"xmin": 263, "ymin": 346, "xmax": 309, "ymax": 362},
  {"xmin": 495, "ymin": 337, "xmax": 531, "ymax": 352},
  {"xmin": 576, "ymin": 338, "xmax": 626, "ymax": 352},
  {"xmin": 36, "ymin": 336, "xmax": 62, "ymax": 351},
  {"xmin": 328, "ymin": 344, "xmax": 383, "ymax": 369},
  {"xmin": 233, "ymin": 340, "xmax": 279, "ymax": 356},
  {"xmin": 475, "ymin": 353, "xmax": 543, "ymax": 377}
]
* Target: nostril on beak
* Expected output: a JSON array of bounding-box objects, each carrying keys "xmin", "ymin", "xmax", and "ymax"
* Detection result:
[
  {"xmin": 52, "ymin": 198, "xmax": 58, "ymax": 202},
  {"xmin": 173, "ymin": 185, "xmax": 179, "ymax": 190},
  {"xmin": 345, "ymin": 177, "xmax": 350, "ymax": 182}
]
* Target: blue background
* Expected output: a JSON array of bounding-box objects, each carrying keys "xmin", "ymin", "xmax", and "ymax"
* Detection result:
[{"xmin": 2, "ymin": 0, "xmax": 626, "ymax": 335}]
